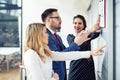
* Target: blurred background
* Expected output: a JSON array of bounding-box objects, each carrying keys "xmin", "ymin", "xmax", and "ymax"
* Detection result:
[{"xmin": 0, "ymin": 0, "xmax": 120, "ymax": 80}]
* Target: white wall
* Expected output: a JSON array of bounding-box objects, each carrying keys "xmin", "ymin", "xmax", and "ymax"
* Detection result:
[
  {"xmin": 22, "ymin": 0, "xmax": 92, "ymax": 47},
  {"xmin": 87, "ymin": 0, "xmax": 105, "ymax": 79},
  {"xmin": 87, "ymin": 0, "xmax": 114, "ymax": 80}
]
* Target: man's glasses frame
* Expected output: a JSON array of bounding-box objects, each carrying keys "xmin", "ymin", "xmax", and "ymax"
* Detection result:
[{"xmin": 49, "ymin": 16, "xmax": 61, "ymax": 20}]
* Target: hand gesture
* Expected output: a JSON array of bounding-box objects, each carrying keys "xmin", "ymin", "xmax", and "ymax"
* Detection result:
[
  {"xmin": 90, "ymin": 45, "xmax": 106, "ymax": 56},
  {"xmin": 52, "ymin": 72, "xmax": 59, "ymax": 80},
  {"xmin": 74, "ymin": 30, "xmax": 90, "ymax": 45},
  {"xmin": 89, "ymin": 15, "xmax": 101, "ymax": 33}
]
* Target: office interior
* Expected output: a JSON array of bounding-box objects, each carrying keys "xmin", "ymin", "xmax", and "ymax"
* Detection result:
[{"xmin": 0, "ymin": 0, "xmax": 120, "ymax": 80}]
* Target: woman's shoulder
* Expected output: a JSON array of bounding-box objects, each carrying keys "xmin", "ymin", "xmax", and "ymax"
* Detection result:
[
  {"xmin": 24, "ymin": 49, "xmax": 36, "ymax": 54},
  {"xmin": 24, "ymin": 49, "xmax": 39, "ymax": 58},
  {"xmin": 23, "ymin": 49, "xmax": 42, "ymax": 63},
  {"xmin": 67, "ymin": 34, "xmax": 75, "ymax": 40},
  {"xmin": 67, "ymin": 34, "xmax": 74, "ymax": 36},
  {"xmin": 67, "ymin": 34, "xmax": 75, "ymax": 38}
]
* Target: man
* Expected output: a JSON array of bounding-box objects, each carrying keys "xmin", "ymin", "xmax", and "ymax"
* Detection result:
[{"xmin": 41, "ymin": 8, "xmax": 87, "ymax": 80}]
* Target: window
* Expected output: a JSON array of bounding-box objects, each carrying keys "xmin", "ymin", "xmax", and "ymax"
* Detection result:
[
  {"xmin": 0, "ymin": 0, "xmax": 22, "ymax": 47},
  {"xmin": 0, "ymin": 0, "xmax": 22, "ymax": 73}
]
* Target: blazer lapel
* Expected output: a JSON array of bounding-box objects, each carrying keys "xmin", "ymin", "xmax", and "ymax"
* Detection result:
[{"xmin": 47, "ymin": 29, "xmax": 62, "ymax": 50}]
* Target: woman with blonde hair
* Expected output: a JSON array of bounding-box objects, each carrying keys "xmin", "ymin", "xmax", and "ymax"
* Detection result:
[{"xmin": 23, "ymin": 23, "xmax": 105, "ymax": 80}]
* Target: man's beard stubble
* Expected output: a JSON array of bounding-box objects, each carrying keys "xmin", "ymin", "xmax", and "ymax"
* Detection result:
[{"xmin": 56, "ymin": 27, "xmax": 61, "ymax": 32}]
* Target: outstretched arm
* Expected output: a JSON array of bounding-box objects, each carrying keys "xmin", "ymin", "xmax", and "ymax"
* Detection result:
[
  {"xmin": 52, "ymin": 51, "xmax": 90, "ymax": 61},
  {"xmin": 52, "ymin": 45, "xmax": 105, "ymax": 61},
  {"xmin": 88, "ymin": 15, "xmax": 102, "ymax": 34}
]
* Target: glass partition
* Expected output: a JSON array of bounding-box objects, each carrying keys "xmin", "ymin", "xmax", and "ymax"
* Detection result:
[
  {"xmin": 0, "ymin": 1, "xmax": 22, "ymax": 79},
  {"xmin": 0, "ymin": 0, "xmax": 21, "ymax": 47}
]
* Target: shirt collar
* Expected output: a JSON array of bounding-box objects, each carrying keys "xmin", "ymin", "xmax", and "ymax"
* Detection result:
[{"xmin": 46, "ymin": 26, "xmax": 55, "ymax": 35}]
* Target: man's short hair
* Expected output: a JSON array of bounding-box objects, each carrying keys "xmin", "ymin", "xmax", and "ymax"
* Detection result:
[{"xmin": 41, "ymin": 8, "xmax": 57, "ymax": 22}]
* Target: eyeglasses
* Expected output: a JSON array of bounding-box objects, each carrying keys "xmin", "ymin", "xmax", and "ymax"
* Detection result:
[{"xmin": 49, "ymin": 16, "xmax": 61, "ymax": 20}]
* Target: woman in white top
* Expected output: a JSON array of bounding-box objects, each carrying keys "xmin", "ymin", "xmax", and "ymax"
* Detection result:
[{"xmin": 23, "ymin": 23, "xmax": 105, "ymax": 80}]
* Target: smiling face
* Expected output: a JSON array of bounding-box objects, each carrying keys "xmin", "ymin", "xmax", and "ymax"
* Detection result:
[
  {"xmin": 73, "ymin": 18, "xmax": 84, "ymax": 34},
  {"xmin": 73, "ymin": 15, "xmax": 87, "ymax": 34}
]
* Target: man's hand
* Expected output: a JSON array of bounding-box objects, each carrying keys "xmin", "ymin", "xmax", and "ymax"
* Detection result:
[{"xmin": 74, "ymin": 30, "xmax": 90, "ymax": 46}]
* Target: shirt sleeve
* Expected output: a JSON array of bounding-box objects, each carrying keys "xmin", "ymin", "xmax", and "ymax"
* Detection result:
[
  {"xmin": 52, "ymin": 51, "xmax": 90, "ymax": 61},
  {"xmin": 23, "ymin": 50, "xmax": 55, "ymax": 80}
]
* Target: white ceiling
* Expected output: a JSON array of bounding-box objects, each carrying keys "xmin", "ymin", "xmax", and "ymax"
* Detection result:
[
  {"xmin": 32, "ymin": 0, "xmax": 93, "ymax": 12},
  {"xmin": 58, "ymin": 0, "xmax": 92, "ymax": 11}
]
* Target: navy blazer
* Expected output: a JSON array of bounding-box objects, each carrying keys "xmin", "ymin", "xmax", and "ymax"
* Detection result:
[{"xmin": 47, "ymin": 29, "xmax": 80, "ymax": 80}]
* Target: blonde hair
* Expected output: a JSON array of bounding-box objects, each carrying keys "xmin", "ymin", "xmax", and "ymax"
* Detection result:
[{"xmin": 24, "ymin": 23, "xmax": 53, "ymax": 63}]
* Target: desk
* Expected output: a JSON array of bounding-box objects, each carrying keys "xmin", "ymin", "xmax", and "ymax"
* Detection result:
[{"xmin": 0, "ymin": 48, "xmax": 20, "ymax": 72}]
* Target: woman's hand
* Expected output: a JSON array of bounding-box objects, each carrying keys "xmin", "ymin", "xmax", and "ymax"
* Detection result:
[
  {"xmin": 90, "ymin": 45, "xmax": 106, "ymax": 56},
  {"xmin": 52, "ymin": 72, "xmax": 59, "ymax": 80},
  {"xmin": 88, "ymin": 15, "xmax": 101, "ymax": 33}
]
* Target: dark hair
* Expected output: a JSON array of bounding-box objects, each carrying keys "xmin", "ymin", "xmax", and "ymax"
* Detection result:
[
  {"xmin": 41, "ymin": 8, "xmax": 58, "ymax": 22},
  {"xmin": 73, "ymin": 15, "xmax": 87, "ymax": 30}
]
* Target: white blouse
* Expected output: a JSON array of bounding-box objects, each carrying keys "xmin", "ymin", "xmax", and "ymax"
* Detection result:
[{"xmin": 23, "ymin": 49, "xmax": 90, "ymax": 80}]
